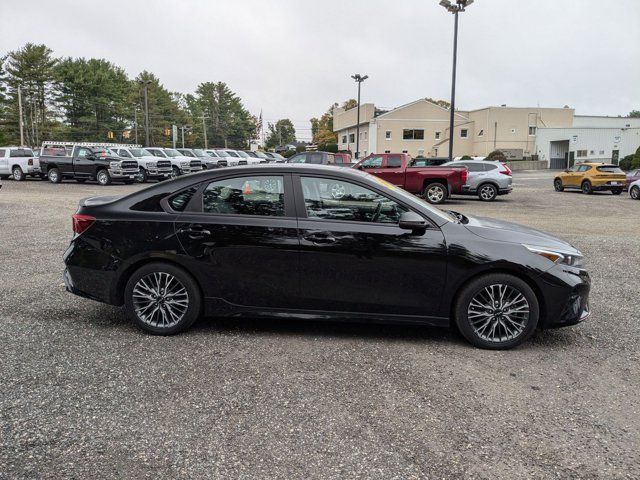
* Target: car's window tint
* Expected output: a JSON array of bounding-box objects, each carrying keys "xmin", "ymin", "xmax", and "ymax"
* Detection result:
[
  {"xmin": 301, "ymin": 176, "xmax": 408, "ymax": 224},
  {"xmin": 387, "ymin": 155, "xmax": 402, "ymax": 168},
  {"xmin": 466, "ymin": 163, "xmax": 484, "ymax": 172},
  {"xmin": 289, "ymin": 153, "xmax": 306, "ymax": 163},
  {"xmin": 360, "ymin": 155, "xmax": 383, "ymax": 168},
  {"xmin": 168, "ymin": 187, "xmax": 199, "ymax": 212},
  {"xmin": 202, "ymin": 176, "xmax": 285, "ymax": 216},
  {"xmin": 484, "ymin": 163, "xmax": 498, "ymax": 171},
  {"xmin": 596, "ymin": 166, "xmax": 624, "ymax": 174}
]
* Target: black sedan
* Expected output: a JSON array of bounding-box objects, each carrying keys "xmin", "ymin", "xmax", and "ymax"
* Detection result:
[{"xmin": 64, "ymin": 164, "xmax": 590, "ymax": 349}]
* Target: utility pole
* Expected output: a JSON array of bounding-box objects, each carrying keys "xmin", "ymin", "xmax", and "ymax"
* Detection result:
[
  {"xmin": 17, "ymin": 86, "xmax": 25, "ymax": 146},
  {"xmin": 138, "ymin": 80, "xmax": 152, "ymax": 147},
  {"xmin": 181, "ymin": 126, "xmax": 185, "ymax": 148},
  {"xmin": 351, "ymin": 74, "xmax": 368, "ymax": 159},
  {"xmin": 439, "ymin": 0, "xmax": 474, "ymax": 161},
  {"xmin": 201, "ymin": 116, "xmax": 208, "ymax": 149}
]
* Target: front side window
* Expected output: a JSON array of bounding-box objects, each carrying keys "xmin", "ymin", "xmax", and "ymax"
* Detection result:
[
  {"xmin": 403, "ymin": 129, "xmax": 424, "ymax": 140},
  {"xmin": 301, "ymin": 176, "xmax": 408, "ymax": 224},
  {"xmin": 119, "ymin": 150, "xmax": 131, "ymax": 158},
  {"xmin": 360, "ymin": 155, "xmax": 383, "ymax": 168},
  {"xmin": 288, "ymin": 153, "xmax": 307, "ymax": 163},
  {"xmin": 202, "ymin": 176, "xmax": 284, "ymax": 216},
  {"xmin": 77, "ymin": 148, "xmax": 90, "ymax": 158}
]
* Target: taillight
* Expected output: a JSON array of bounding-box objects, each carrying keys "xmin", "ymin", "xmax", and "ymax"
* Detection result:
[
  {"xmin": 28, "ymin": 158, "xmax": 33, "ymax": 166},
  {"xmin": 72, "ymin": 214, "xmax": 96, "ymax": 235},
  {"xmin": 461, "ymin": 168, "xmax": 468, "ymax": 184},
  {"xmin": 500, "ymin": 163, "xmax": 512, "ymax": 175}
]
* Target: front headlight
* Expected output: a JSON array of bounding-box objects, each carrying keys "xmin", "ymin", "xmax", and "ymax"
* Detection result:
[
  {"xmin": 524, "ymin": 245, "xmax": 584, "ymax": 268},
  {"xmin": 109, "ymin": 161, "xmax": 119, "ymax": 169},
  {"xmin": 181, "ymin": 161, "xmax": 189, "ymax": 166},
  {"xmin": 148, "ymin": 161, "xmax": 157, "ymax": 168}
]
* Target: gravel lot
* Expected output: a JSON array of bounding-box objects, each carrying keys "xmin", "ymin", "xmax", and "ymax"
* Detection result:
[{"xmin": 1, "ymin": 171, "xmax": 638, "ymax": 479}]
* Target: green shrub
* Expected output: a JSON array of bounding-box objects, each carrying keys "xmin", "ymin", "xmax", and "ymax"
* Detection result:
[
  {"xmin": 485, "ymin": 150, "xmax": 507, "ymax": 162},
  {"xmin": 461, "ymin": 155, "xmax": 472, "ymax": 160},
  {"xmin": 633, "ymin": 146, "xmax": 640, "ymax": 169},
  {"xmin": 619, "ymin": 155, "xmax": 634, "ymax": 170},
  {"xmin": 283, "ymin": 149, "xmax": 297, "ymax": 158}
]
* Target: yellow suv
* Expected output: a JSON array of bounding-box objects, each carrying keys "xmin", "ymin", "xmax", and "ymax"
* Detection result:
[{"xmin": 554, "ymin": 163, "xmax": 626, "ymax": 195}]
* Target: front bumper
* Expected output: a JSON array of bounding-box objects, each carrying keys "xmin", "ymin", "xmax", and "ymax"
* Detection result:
[
  {"xmin": 535, "ymin": 264, "xmax": 591, "ymax": 329},
  {"xmin": 109, "ymin": 168, "xmax": 138, "ymax": 179},
  {"xmin": 147, "ymin": 168, "xmax": 172, "ymax": 178}
]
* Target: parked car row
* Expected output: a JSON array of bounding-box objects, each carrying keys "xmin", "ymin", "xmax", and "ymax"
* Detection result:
[{"xmin": 0, "ymin": 142, "xmax": 287, "ymax": 186}]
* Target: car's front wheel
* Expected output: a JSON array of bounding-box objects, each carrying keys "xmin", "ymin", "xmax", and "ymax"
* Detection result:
[
  {"xmin": 454, "ymin": 273, "xmax": 539, "ymax": 349},
  {"xmin": 96, "ymin": 169, "xmax": 112, "ymax": 186},
  {"xmin": 125, "ymin": 262, "xmax": 202, "ymax": 335},
  {"xmin": 423, "ymin": 182, "xmax": 447, "ymax": 204},
  {"xmin": 631, "ymin": 186, "xmax": 640, "ymax": 200},
  {"xmin": 553, "ymin": 178, "xmax": 564, "ymax": 192}
]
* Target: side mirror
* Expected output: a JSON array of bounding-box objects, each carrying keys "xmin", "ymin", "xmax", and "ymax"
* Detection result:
[
  {"xmin": 398, "ymin": 211, "xmax": 428, "ymax": 232},
  {"xmin": 564, "ymin": 169, "xmax": 569, "ymax": 173}
]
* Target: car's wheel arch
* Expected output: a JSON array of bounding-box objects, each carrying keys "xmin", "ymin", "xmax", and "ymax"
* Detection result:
[
  {"xmin": 422, "ymin": 178, "xmax": 448, "ymax": 191},
  {"xmin": 113, "ymin": 255, "xmax": 204, "ymax": 306},
  {"xmin": 447, "ymin": 266, "xmax": 546, "ymax": 330},
  {"xmin": 477, "ymin": 181, "xmax": 500, "ymax": 191}
]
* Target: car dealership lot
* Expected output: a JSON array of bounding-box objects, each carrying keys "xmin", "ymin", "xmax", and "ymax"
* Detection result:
[{"xmin": 1, "ymin": 171, "xmax": 638, "ymax": 478}]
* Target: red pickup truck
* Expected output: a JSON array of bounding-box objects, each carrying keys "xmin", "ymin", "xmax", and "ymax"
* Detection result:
[{"xmin": 353, "ymin": 153, "xmax": 467, "ymax": 204}]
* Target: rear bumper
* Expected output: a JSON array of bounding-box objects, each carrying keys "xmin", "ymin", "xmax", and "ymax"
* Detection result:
[
  {"xmin": 63, "ymin": 241, "xmax": 119, "ymax": 305},
  {"xmin": 591, "ymin": 182, "xmax": 625, "ymax": 191}
]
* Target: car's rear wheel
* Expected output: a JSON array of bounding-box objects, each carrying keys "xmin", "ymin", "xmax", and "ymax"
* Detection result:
[
  {"xmin": 581, "ymin": 180, "xmax": 593, "ymax": 194},
  {"xmin": 12, "ymin": 166, "xmax": 25, "ymax": 181},
  {"xmin": 631, "ymin": 186, "xmax": 640, "ymax": 200},
  {"xmin": 553, "ymin": 178, "xmax": 564, "ymax": 192},
  {"xmin": 96, "ymin": 169, "xmax": 112, "ymax": 186},
  {"xmin": 478, "ymin": 183, "xmax": 498, "ymax": 201},
  {"xmin": 454, "ymin": 273, "xmax": 539, "ymax": 350},
  {"xmin": 124, "ymin": 262, "xmax": 201, "ymax": 335},
  {"xmin": 423, "ymin": 182, "xmax": 447, "ymax": 204},
  {"xmin": 48, "ymin": 167, "xmax": 62, "ymax": 184},
  {"xmin": 611, "ymin": 189, "xmax": 622, "ymax": 195}
]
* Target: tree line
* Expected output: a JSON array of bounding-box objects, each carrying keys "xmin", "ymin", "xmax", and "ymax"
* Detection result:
[{"xmin": 0, "ymin": 43, "xmax": 259, "ymax": 149}]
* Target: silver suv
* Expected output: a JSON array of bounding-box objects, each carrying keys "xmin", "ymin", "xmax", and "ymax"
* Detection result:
[{"xmin": 443, "ymin": 159, "xmax": 513, "ymax": 201}]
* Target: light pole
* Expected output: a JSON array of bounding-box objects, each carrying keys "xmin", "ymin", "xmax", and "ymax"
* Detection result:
[
  {"xmin": 439, "ymin": 0, "xmax": 473, "ymax": 161},
  {"xmin": 351, "ymin": 73, "xmax": 368, "ymax": 159},
  {"xmin": 138, "ymin": 80, "xmax": 152, "ymax": 147}
]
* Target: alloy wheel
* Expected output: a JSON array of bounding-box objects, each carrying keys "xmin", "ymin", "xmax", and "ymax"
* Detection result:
[
  {"xmin": 132, "ymin": 272, "xmax": 189, "ymax": 328},
  {"xmin": 632, "ymin": 186, "xmax": 640, "ymax": 200},
  {"xmin": 427, "ymin": 185, "xmax": 445, "ymax": 203},
  {"xmin": 479, "ymin": 184, "xmax": 497, "ymax": 201},
  {"xmin": 467, "ymin": 284, "xmax": 530, "ymax": 343},
  {"xmin": 48, "ymin": 169, "xmax": 59, "ymax": 183},
  {"xmin": 97, "ymin": 171, "xmax": 109, "ymax": 185},
  {"xmin": 12, "ymin": 167, "xmax": 24, "ymax": 181}
]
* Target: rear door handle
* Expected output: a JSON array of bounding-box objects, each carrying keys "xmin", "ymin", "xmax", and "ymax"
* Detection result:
[
  {"xmin": 303, "ymin": 232, "xmax": 337, "ymax": 244},
  {"xmin": 179, "ymin": 225, "xmax": 211, "ymax": 239}
]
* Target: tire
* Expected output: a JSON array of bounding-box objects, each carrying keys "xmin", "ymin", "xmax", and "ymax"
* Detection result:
[
  {"xmin": 124, "ymin": 262, "xmax": 202, "ymax": 335},
  {"xmin": 12, "ymin": 166, "xmax": 25, "ymax": 181},
  {"xmin": 477, "ymin": 183, "xmax": 498, "ymax": 201},
  {"xmin": 136, "ymin": 167, "xmax": 148, "ymax": 183},
  {"xmin": 48, "ymin": 167, "xmax": 62, "ymax": 184},
  {"xmin": 76, "ymin": 178, "xmax": 87, "ymax": 183},
  {"xmin": 454, "ymin": 273, "xmax": 539, "ymax": 350},
  {"xmin": 96, "ymin": 169, "xmax": 112, "ymax": 186},
  {"xmin": 611, "ymin": 189, "xmax": 622, "ymax": 195},
  {"xmin": 631, "ymin": 186, "xmax": 640, "ymax": 200},
  {"xmin": 423, "ymin": 182, "xmax": 448, "ymax": 204},
  {"xmin": 172, "ymin": 166, "xmax": 181, "ymax": 178},
  {"xmin": 581, "ymin": 181, "xmax": 593, "ymax": 195},
  {"xmin": 553, "ymin": 178, "xmax": 564, "ymax": 192}
]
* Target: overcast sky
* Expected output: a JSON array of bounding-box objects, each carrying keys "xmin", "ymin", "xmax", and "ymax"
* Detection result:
[{"xmin": 2, "ymin": 0, "xmax": 639, "ymax": 140}]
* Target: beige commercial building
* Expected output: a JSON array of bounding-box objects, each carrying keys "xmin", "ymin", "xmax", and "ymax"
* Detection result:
[{"xmin": 333, "ymin": 98, "xmax": 575, "ymax": 160}]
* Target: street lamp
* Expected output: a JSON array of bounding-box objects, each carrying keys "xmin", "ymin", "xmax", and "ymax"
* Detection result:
[
  {"xmin": 439, "ymin": 0, "xmax": 474, "ymax": 161},
  {"xmin": 351, "ymin": 73, "xmax": 368, "ymax": 159},
  {"xmin": 138, "ymin": 79, "xmax": 152, "ymax": 147}
]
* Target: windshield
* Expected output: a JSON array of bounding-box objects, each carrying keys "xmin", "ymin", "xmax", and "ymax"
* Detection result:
[
  {"xmin": 129, "ymin": 148, "xmax": 152, "ymax": 157},
  {"xmin": 225, "ymin": 150, "xmax": 240, "ymax": 157},
  {"xmin": 206, "ymin": 151, "xmax": 219, "ymax": 157},
  {"xmin": 192, "ymin": 149, "xmax": 207, "ymax": 157},
  {"xmin": 164, "ymin": 149, "xmax": 181, "ymax": 157},
  {"xmin": 236, "ymin": 151, "xmax": 249, "ymax": 158}
]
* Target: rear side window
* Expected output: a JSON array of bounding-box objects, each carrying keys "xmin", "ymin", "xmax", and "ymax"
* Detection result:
[
  {"xmin": 465, "ymin": 163, "xmax": 485, "ymax": 172},
  {"xmin": 387, "ymin": 155, "xmax": 402, "ymax": 168},
  {"xmin": 9, "ymin": 149, "xmax": 24, "ymax": 157},
  {"xmin": 168, "ymin": 187, "xmax": 199, "ymax": 212},
  {"xmin": 202, "ymin": 176, "xmax": 285, "ymax": 216},
  {"xmin": 596, "ymin": 166, "xmax": 624, "ymax": 174},
  {"xmin": 484, "ymin": 163, "xmax": 498, "ymax": 171},
  {"xmin": 0, "ymin": 149, "xmax": 5, "ymax": 157}
]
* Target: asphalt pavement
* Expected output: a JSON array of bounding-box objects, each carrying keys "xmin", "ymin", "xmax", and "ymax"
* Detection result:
[{"xmin": 1, "ymin": 171, "xmax": 638, "ymax": 479}]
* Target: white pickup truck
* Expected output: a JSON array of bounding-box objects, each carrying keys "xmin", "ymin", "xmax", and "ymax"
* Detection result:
[
  {"xmin": 145, "ymin": 148, "xmax": 198, "ymax": 176},
  {"xmin": 111, "ymin": 146, "xmax": 173, "ymax": 182},
  {"xmin": 0, "ymin": 146, "xmax": 41, "ymax": 181}
]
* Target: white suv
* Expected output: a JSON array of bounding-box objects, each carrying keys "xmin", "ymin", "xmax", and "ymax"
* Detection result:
[
  {"xmin": 0, "ymin": 146, "xmax": 41, "ymax": 181},
  {"xmin": 112, "ymin": 147, "xmax": 172, "ymax": 182}
]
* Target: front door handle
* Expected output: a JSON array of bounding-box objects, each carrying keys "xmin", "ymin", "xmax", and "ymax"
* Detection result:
[{"xmin": 303, "ymin": 232, "xmax": 337, "ymax": 244}]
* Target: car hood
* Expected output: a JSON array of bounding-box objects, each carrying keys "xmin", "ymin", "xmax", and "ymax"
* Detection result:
[{"xmin": 463, "ymin": 214, "xmax": 576, "ymax": 251}]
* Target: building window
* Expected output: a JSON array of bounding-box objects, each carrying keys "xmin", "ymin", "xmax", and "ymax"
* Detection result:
[
  {"xmin": 510, "ymin": 128, "xmax": 516, "ymax": 134},
  {"xmin": 599, "ymin": 150, "xmax": 605, "ymax": 155},
  {"xmin": 528, "ymin": 126, "xmax": 537, "ymax": 136},
  {"xmin": 402, "ymin": 150, "xmax": 408, "ymax": 154},
  {"xmin": 364, "ymin": 131, "xmax": 367, "ymax": 140},
  {"xmin": 577, "ymin": 150, "xmax": 588, "ymax": 157},
  {"xmin": 384, "ymin": 150, "xmax": 390, "ymax": 153},
  {"xmin": 403, "ymin": 129, "xmax": 424, "ymax": 140},
  {"xmin": 589, "ymin": 150, "xmax": 595, "ymax": 155},
  {"xmin": 477, "ymin": 129, "xmax": 484, "ymax": 137},
  {"xmin": 341, "ymin": 135, "xmax": 347, "ymax": 144},
  {"xmin": 349, "ymin": 133, "xmax": 355, "ymax": 143},
  {"xmin": 435, "ymin": 131, "xmax": 441, "ymax": 139},
  {"xmin": 434, "ymin": 148, "xmax": 438, "ymax": 156},
  {"xmin": 385, "ymin": 130, "xmax": 391, "ymax": 140},
  {"xmin": 460, "ymin": 129, "xmax": 468, "ymax": 138}
]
